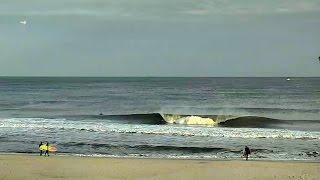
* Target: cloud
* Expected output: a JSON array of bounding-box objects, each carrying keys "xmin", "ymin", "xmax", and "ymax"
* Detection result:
[
  {"xmin": 183, "ymin": 9, "xmax": 209, "ymax": 15},
  {"xmin": 0, "ymin": 0, "xmax": 319, "ymax": 18},
  {"xmin": 180, "ymin": 0, "xmax": 320, "ymax": 16}
]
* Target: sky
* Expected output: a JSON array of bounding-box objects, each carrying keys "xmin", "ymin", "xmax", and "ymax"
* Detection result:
[{"xmin": 0, "ymin": 0, "xmax": 319, "ymax": 77}]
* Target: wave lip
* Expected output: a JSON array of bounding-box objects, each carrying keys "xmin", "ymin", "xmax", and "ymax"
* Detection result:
[{"xmin": 161, "ymin": 114, "xmax": 238, "ymax": 126}]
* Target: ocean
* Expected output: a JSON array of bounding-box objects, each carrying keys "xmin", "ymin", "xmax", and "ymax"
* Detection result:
[{"xmin": 0, "ymin": 77, "xmax": 319, "ymax": 160}]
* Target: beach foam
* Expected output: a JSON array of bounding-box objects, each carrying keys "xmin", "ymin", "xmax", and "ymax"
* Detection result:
[{"xmin": 1, "ymin": 117, "xmax": 319, "ymax": 140}]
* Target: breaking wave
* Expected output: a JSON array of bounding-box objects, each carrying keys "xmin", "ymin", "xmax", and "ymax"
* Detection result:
[
  {"xmin": 59, "ymin": 113, "xmax": 320, "ymax": 130},
  {"xmin": 160, "ymin": 114, "xmax": 284, "ymax": 128},
  {"xmin": 2, "ymin": 112, "xmax": 319, "ymax": 130}
]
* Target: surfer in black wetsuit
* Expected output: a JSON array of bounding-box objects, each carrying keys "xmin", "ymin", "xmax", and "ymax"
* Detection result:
[
  {"xmin": 244, "ymin": 146, "xmax": 251, "ymax": 160},
  {"xmin": 44, "ymin": 142, "xmax": 49, "ymax": 157},
  {"xmin": 39, "ymin": 142, "xmax": 43, "ymax": 156}
]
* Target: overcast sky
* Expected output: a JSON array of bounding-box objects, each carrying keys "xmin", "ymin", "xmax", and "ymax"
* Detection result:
[{"xmin": 0, "ymin": 0, "xmax": 319, "ymax": 77}]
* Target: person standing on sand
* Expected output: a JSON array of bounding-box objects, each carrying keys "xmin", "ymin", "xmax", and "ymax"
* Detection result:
[
  {"xmin": 244, "ymin": 146, "xmax": 251, "ymax": 160},
  {"xmin": 39, "ymin": 142, "xmax": 43, "ymax": 156},
  {"xmin": 44, "ymin": 142, "xmax": 50, "ymax": 157}
]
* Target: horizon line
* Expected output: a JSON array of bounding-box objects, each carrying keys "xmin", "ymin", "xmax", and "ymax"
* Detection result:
[{"xmin": 0, "ymin": 76, "xmax": 319, "ymax": 78}]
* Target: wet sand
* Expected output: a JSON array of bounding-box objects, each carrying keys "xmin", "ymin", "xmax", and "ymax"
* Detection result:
[{"xmin": 0, "ymin": 154, "xmax": 319, "ymax": 180}]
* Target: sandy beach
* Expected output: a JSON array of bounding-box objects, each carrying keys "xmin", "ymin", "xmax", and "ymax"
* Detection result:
[{"xmin": 0, "ymin": 154, "xmax": 319, "ymax": 180}]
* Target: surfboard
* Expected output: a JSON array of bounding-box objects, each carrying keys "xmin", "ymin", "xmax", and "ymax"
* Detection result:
[{"xmin": 39, "ymin": 145, "xmax": 58, "ymax": 152}]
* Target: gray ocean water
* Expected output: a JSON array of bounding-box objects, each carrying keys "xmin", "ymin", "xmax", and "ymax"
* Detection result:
[{"xmin": 0, "ymin": 77, "xmax": 319, "ymax": 160}]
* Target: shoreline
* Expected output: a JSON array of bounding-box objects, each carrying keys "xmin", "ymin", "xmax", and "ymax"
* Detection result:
[
  {"xmin": 1, "ymin": 154, "xmax": 319, "ymax": 180},
  {"xmin": 1, "ymin": 152, "xmax": 319, "ymax": 163}
]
